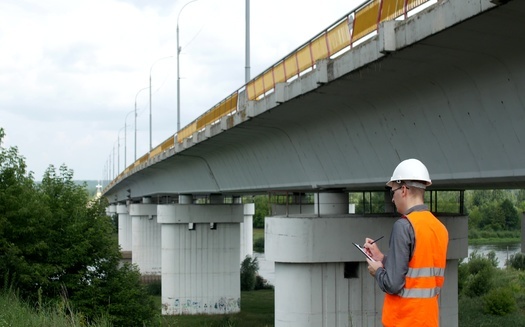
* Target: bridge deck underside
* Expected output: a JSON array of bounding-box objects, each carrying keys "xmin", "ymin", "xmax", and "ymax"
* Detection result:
[{"xmin": 107, "ymin": 1, "xmax": 525, "ymax": 202}]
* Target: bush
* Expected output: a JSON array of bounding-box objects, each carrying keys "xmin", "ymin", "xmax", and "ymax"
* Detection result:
[
  {"xmin": 241, "ymin": 256, "xmax": 259, "ymax": 291},
  {"xmin": 460, "ymin": 252, "xmax": 496, "ymax": 298},
  {"xmin": 464, "ymin": 267, "xmax": 494, "ymax": 297},
  {"xmin": 469, "ymin": 229, "xmax": 480, "ymax": 239},
  {"xmin": 482, "ymin": 287, "xmax": 517, "ymax": 316},
  {"xmin": 508, "ymin": 252, "xmax": 525, "ymax": 270},
  {"xmin": 146, "ymin": 280, "xmax": 162, "ymax": 296},
  {"xmin": 253, "ymin": 238, "xmax": 264, "ymax": 253},
  {"xmin": 255, "ymin": 275, "xmax": 273, "ymax": 290}
]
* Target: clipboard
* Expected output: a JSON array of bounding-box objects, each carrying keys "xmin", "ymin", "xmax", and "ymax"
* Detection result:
[{"xmin": 352, "ymin": 242, "xmax": 376, "ymax": 262}]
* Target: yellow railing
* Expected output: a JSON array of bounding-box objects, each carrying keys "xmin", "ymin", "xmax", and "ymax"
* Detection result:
[{"xmin": 104, "ymin": 0, "xmax": 431, "ymax": 192}]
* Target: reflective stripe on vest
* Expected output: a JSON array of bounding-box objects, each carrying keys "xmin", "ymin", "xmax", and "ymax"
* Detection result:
[
  {"xmin": 406, "ymin": 267, "xmax": 445, "ymax": 278},
  {"xmin": 399, "ymin": 287, "xmax": 441, "ymax": 298}
]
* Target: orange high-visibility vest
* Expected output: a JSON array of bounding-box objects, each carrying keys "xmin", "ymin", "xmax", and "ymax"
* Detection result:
[{"xmin": 382, "ymin": 211, "xmax": 448, "ymax": 327}]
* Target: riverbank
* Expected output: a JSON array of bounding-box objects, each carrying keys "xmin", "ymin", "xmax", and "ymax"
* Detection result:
[{"xmin": 468, "ymin": 237, "xmax": 521, "ymax": 245}]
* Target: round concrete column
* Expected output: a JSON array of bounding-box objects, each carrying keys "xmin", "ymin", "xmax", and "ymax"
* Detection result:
[
  {"xmin": 241, "ymin": 203, "xmax": 254, "ymax": 261},
  {"xmin": 314, "ymin": 191, "xmax": 348, "ymax": 215},
  {"xmin": 129, "ymin": 197, "xmax": 161, "ymax": 278},
  {"xmin": 179, "ymin": 194, "xmax": 192, "ymax": 204}
]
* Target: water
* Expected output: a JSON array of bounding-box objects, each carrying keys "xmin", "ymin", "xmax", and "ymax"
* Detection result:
[
  {"xmin": 467, "ymin": 243, "xmax": 521, "ymax": 268},
  {"xmin": 254, "ymin": 243, "xmax": 523, "ymax": 283}
]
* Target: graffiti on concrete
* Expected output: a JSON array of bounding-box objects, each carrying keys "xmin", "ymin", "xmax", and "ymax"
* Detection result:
[{"xmin": 166, "ymin": 296, "xmax": 240, "ymax": 314}]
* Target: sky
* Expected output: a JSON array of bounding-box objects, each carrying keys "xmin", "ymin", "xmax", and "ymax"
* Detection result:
[{"xmin": 0, "ymin": 0, "xmax": 363, "ymax": 182}]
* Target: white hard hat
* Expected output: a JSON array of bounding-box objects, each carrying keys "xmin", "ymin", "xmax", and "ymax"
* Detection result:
[{"xmin": 386, "ymin": 158, "xmax": 432, "ymax": 188}]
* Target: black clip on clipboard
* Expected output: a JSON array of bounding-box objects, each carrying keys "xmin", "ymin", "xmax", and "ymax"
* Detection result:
[{"xmin": 352, "ymin": 242, "xmax": 376, "ymax": 262}]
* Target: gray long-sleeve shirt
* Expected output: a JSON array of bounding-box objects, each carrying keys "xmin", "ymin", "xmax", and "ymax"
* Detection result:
[{"xmin": 374, "ymin": 204, "xmax": 428, "ymax": 294}]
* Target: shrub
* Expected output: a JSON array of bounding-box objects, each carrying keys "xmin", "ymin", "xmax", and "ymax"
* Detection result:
[
  {"xmin": 253, "ymin": 238, "xmax": 265, "ymax": 253},
  {"xmin": 508, "ymin": 252, "xmax": 525, "ymax": 270},
  {"xmin": 460, "ymin": 252, "xmax": 496, "ymax": 298},
  {"xmin": 255, "ymin": 275, "xmax": 273, "ymax": 290},
  {"xmin": 469, "ymin": 229, "xmax": 480, "ymax": 239},
  {"xmin": 482, "ymin": 287, "xmax": 517, "ymax": 316},
  {"xmin": 240, "ymin": 256, "xmax": 259, "ymax": 291},
  {"xmin": 145, "ymin": 280, "xmax": 162, "ymax": 296},
  {"xmin": 464, "ymin": 267, "xmax": 494, "ymax": 297}
]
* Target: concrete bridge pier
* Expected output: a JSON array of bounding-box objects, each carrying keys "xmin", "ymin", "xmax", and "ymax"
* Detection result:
[
  {"xmin": 116, "ymin": 202, "xmax": 132, "ymax": 261},
  {"xmin": 266, "ymin": 191, "xmax": 352, "ymax": 327},
  {"xmin": 106, "ymin": 203, "xmax": 116, "ymax": 218},
  {"xmin": 158, "ymin": 194, "xmax": 244, "ymax": 315},
  {"xmin": 129, "ymin": 197, "xmax": 161, "ymax": 279},
  {"xmin": 267, "ymin": 190, "xmax": 468, "ymax": 327}
]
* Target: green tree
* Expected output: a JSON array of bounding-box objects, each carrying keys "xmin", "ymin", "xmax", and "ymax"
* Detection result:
[
  {"xmin": 253, "ymin": 195, "xmax": 269, "ymax": 228},
  {"xmin": 500, "ymin": 199, "xmax": 519, "ymax": 230},
  {"xmin": 480, "ymin": 202, "xmax": 505, "ymax": 231},
  {"xmin": 240, "ymin": 256, "xmax": 259, "ymax": 291},
  {"xmin": 0, "ymin": 129, "xmax": 156, "ymax": 325}
]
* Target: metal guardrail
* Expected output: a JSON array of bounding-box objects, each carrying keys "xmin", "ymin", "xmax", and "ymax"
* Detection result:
[{"xmin": 104, "ymin": 0, "xmax": 432, "ymax": 192}]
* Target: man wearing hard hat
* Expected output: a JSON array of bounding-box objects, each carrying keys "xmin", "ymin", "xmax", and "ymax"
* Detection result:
[{"xmin": 364, "ymin": 158, "xmax": 449, "ymax": 327}]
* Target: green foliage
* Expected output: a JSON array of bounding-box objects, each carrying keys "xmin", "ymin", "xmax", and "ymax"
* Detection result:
[
  {"xmin": 240, "ymin": 256, "xmax": 259, "ymax": 291},
  {"xmin": 430, "ymin": 190, "xmax": 463, "ymax": 213},
  {"xmin": 253, "ymin": 237, "xmax": 264, "ymax": 253},
  {"xmin": 254, "ymin": 275, "xmax": 273, "ymax": 291},
  {"xmin": 459, "ymin": 252, "xmax": 497, "ymax": 298},
  {"xmin": 500, "ymin": 199, "xmax": 520, "ymax": 230},
  {"xmin": 0, "ymin": 289, "xmax": 111, "ymax": 327},
  {"xmin": 0, "ymin": 129, "xmax": 156, "ymax": 325},
  {"xmin": 465, "ymin": 190, "xmax": 522, "ymax": 231},
  {"xmin": 508, "ymin": 252, "xmax": 525, "ymax": 270},
  {"xmin": 145, "ymin": 280, "xmax": 162, "ymax": 296},
  {"xmin": 72, "ymin": 262, "xmax": 156, "ymax": 327},
  {"xmin": 351, "ymin": 191, "xmax": 385, "ymax": 214},
  {"xmin": 253, "ymin": 195, "xmax": 269, "ymax": 228},
  {"xmin": 459, "ymin": 295, "xmax": 525, "ymax": 326},
  {"xmin": 482, "ymin": 287, "xmax": 517, "ymax": 316}
]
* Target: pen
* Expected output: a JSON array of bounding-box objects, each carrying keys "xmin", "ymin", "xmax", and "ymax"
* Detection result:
[{"xmin": 370, "ymin": 236, "xmax": 384, "ymax": 244}]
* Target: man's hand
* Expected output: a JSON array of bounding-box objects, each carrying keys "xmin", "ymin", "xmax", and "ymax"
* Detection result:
[
  {"xmin": 363, "ymin": 237, "xmax": 385, "ymax": 262},
  {"xmin": 366, "ymin": 258, "xmax": 383, "ymax": 276}
]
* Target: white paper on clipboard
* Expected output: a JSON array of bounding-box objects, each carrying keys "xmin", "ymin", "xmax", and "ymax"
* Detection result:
[{"xmin": 352, "ymin": 242, "xmax": 376, "ymax": 262}]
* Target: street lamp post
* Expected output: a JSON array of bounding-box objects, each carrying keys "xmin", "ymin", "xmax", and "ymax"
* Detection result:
[
  {"xmin": 245, "ymin": 0, "xmax": 251, "ymax": 83},
  {"xmin": 134, "ymin": 86, "xmax": 149, "ymax": 161},
  {"xmin": 177, "ymin": 0, "xmax": 199, "ymax": 132},
  {"xmin": 124, "ymin": 110, "xmax": 134, "ymax": 168},
  {"xmin": 149, "ymin": 56, "xmax": 174, "ymax": 150},
  {"xmin": 117, "ymin": 126, "xmax": 125, "ymax": 173}
]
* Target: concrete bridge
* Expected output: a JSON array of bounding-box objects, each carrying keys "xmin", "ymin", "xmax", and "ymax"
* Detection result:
[{"xmin": 103, "ymin": 0, "xmax": 525, "ymax": 325}]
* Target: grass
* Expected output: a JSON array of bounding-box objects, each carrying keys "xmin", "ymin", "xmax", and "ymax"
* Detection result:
[
  {"xmin": 0, "ymin": 290, "xmax": 110, "ymax": 327},
  {"xmin": 459, "ymin": 296, "xmax": 525, "ymax": 326},
  {"xmin": 157, "ymin": 290, "xmax": 274, "ymax": 327},
  {"xmin": 253, "ymin": 228, "xmax": 264, "ymax": 241}
]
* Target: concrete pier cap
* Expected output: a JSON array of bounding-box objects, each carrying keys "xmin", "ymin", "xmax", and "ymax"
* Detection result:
[{"xmin": 265, "ymin": 215, "xmax": 467, "ymax": 263}]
